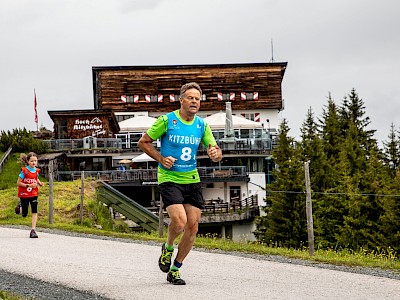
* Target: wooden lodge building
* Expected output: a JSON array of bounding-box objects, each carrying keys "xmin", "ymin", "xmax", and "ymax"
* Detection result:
[
  {"xmin": 47, "ymin": 62, "xmax": 287, "ymax": 172},
  {"xmin": 46, "ymin": 62, "xmax": 287, "ymax": 240},
  {"xmin": 48, "ymin": 62, "xmax": 287, "ymax": 138}
]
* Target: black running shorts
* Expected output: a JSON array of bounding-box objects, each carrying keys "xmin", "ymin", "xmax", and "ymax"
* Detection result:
[
  {"xmin": 158, "ymin": 182, "xmax": 204, "ymax": 209},
  {"xmin": 20, "ymin": 196, "xmax": 38, "ymax": 217}
]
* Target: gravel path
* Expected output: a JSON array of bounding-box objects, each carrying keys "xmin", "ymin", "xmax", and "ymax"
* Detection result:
[{"xmin": 1, "ymin": 226, "xmax": 399, "ymax": 300}]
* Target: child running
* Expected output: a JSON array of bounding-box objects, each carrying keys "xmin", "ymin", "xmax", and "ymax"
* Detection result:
[{"xmin": 17, "ymin": 152, "xmax": 44, "ymax": 238}]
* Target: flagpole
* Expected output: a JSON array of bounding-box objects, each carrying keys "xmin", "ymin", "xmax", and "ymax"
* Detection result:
[{"xmin": 34, "ymin": 89, "xmax": 38, "ymax": 131}]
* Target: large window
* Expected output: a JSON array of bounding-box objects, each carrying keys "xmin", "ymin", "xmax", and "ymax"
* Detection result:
[
  {"xmin": 254, "ymin": 129, "xmax": 262, "ymax": 138},
  {"xmin": 240, "ymin": 129, "xmax": 250, "ymax": 139},
  {"xmin": 93, "ymin": 157, "xmax": 106, "ymax": 171},
  {"xmin": 116, "ymin": 114, "xmax": 135, "ymax": 122},
  {"xmin": 230, "ymin": 186, "xmax": 241, "ymax": 201},
  {"xmin": 241, "ymin": 113, "xmax": 255, "ymax": 121},
  {"xmin": 115, "ymin": 133, "xmax": 128, "ymax": 149},
  {"xmin": 129, "ymin": 133, "xmax": 143, "ymax": 149},
  {"xmin": 212, "ymin": 130, "xmax": 225, "ymax": 140},
  {"xmin": 58, "ymin": 120, "xmax": 68, "ymax": 139}
]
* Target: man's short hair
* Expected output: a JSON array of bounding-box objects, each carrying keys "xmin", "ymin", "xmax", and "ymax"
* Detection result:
[{"xmin": 180, "ymin": 82, "xmax": 202, "ymax": 100}]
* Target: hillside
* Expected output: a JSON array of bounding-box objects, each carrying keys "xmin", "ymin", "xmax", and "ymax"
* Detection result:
[{"xmin": 0, "ymin": 153, "xmax": 117, "ymax": 231}]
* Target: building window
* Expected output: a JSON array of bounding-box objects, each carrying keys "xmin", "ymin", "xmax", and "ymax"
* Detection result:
[
  {"xmin": 240, "ymin": 129, "xmax": 250, "ymax": 139},
  {"xmin": 217, "ymin": 93, "xmax": 231, "ymax": 101},
  {"xmin": 169, "ymin": 94, "xmax": 180, "ymax": 102},
  {"xmin": 241, "ymin": 113, "xmax": 256, "ymax": 121},
  {"xmin": 126, "ymin": 96, "xmax": 134, "ymax": 103},
  {"xmin": 116, "ymin": 114, "xmax": 135, "ymax": 122},
  {"xmin": 115, "ymin": 133, "xmax": 128, "ymax": 149},
  {"xmin": 58, "ymin": 120, "xmax": 67, "ymax": 139},
  {"xmin": 241, "ymin": 92, "xmax": 258, "ymax": 101},
  {"xmin": 230, "ymin": 186, "xmax": 241, "ymax": 201},
  {"xmin": 201, "ymin": 94, "xmax": 206, "ymax": 101},
  {"xmin": 129, "ymin": 133, "xmax": 143, "ymax": 150},
  {"xmin": 93, "ymin": 157, "xmax": 106, "ymax": 171}
]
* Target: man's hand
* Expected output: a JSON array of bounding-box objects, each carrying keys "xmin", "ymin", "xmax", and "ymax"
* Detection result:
[
  {"xmin": 208, "ymin": 144, "xmax": 222, "ymax": 162},
  {"xmin": 161, "ymin": 156, "xmax": 176, "ymax": 169}
]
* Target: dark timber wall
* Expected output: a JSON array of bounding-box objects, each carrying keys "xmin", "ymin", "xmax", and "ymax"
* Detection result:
[{"xmin": 92, "ymin": 62, "xmax": 287, "ymax": 113}]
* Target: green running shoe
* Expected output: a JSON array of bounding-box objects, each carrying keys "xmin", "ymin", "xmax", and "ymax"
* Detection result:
[
  {"xmin": 167, "ymin": 269, "xmax": 186, "ymax": 285},
  {"xmin": 158, "ymin": 243, "xmax": 173, "ymax": 273}
]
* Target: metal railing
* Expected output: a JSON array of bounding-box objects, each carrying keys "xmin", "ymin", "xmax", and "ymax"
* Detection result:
[
  {"xmin": 43, "ymin": 138, "xmax": 123, "ymax": 151},
  {"xmin": 230, "ymin": 195, "xmax": 258, "ymax": 212},
  {"xmin": 198, "ymin": 166, "xmax": 246, "ymax": 178},
  {"xmin": 0, "ymin": 147, "xmax": 12, "ymax": 173},
  {"xmin": 56, "ymin": 166, "xmax": 247, "ymax": 182},
  {"xmin": 41, "ymin": 136, "xmax": 273, "ymax": 152}
]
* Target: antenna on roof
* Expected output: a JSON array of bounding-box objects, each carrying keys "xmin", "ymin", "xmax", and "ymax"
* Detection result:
[{"xmin": 269, "ymin": 39, "xmax": 275, "ymax": 62}]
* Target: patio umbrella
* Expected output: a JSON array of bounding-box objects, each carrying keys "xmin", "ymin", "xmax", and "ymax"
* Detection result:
[
  {"xmin": 132, "ymin": 153, "xmax": 155, "ymax": 169},
  {"xmin": 118, "ymin": 159, "xmax": 132, "ymax": 164},
  {"xmin": 132, "ymin": 153, "xmax": 155, "ymax": 163}
]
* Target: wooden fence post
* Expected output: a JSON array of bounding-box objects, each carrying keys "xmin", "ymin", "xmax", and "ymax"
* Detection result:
[
  {"xmin": 304, "ymin": 161, "xmax": 315, "ymax": 256},
  {"xmin": 48, "ymin": 160, "xmax": 54, "ymax": 224},
  {"xmin": 80, "ymin": 171, "xmax": 84, "ymax": 225}
]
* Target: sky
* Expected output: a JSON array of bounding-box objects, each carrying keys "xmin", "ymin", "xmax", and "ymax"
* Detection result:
[{"xmin": 1, "ymin": 0, "xmax": 399, "ymax": 145}]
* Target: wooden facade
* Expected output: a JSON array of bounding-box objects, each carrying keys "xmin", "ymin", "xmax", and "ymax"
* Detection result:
[
  {"xmin": 92, "ymin": 62, "xmax": 287, "ymax": 113},
  {"xmin": 48, "ymin": 109, "xmax": 120, "ymax": 139}
]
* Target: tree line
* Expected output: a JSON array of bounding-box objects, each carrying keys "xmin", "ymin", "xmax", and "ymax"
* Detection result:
[{"xmin": 255, "ymin": 89, "xmax": 400, "ymax": 255}]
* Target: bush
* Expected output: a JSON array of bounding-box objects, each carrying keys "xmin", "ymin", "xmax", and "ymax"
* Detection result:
[{"xmin": 0, "ymin": 128, "xmax": 48, "ymax": 154}]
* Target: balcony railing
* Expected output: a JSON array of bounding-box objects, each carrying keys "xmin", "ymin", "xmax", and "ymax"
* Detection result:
[
  {"xmin": 55, "ymin": 166, "xmax": 247, "ymax": 182},
  {"xmin": 42, "ymin": 136, "xmax": 274, "ymax": 152},
  {"xmin": 43, "ymin": 138, "xmax": 123, "ymax": 151}
]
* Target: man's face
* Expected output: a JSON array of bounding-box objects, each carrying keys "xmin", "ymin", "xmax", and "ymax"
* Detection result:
[{"xmin": 180, "ymin": 88, "xmax": 201, "ymax": 115}]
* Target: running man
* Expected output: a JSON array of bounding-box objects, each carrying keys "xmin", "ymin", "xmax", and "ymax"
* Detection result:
[{"xmin": 138, "ymin": 82, "xmax": 222, "ymax": 285}]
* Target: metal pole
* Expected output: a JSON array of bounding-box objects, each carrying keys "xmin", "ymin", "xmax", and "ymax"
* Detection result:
[
  {"xmin": 304, "ymin": 161, "xmax": 315, "ymax": 256},
  {"xmin": 48, "ymin": 160, "xmax": 54, "ymax": 224}
]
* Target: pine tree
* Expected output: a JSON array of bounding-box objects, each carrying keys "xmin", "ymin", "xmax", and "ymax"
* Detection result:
[
  {"xmin": 320, "ymin": 93, "xmax": 341, "ymax": 163},
  {"xmin": 255, "ymin": 119, "xmax": 306, "ymax": 248},
  {"xmin": 315, "ymin": 95, "xmax": 344, "ymax": 247},
  {"xmin": 334, "ymin": 90, "xmax": 382, "ymax": 249},
  {"xmin": 377, "ymin": 170, "xmax": 400, "ymax": 252},
  {"xmin": 339, "ymin": 88, "xmax": 376, "ymax": 152},
  {"xmin": 383, "ymin": 123, "xmax": 399, "ymax": 173}
]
